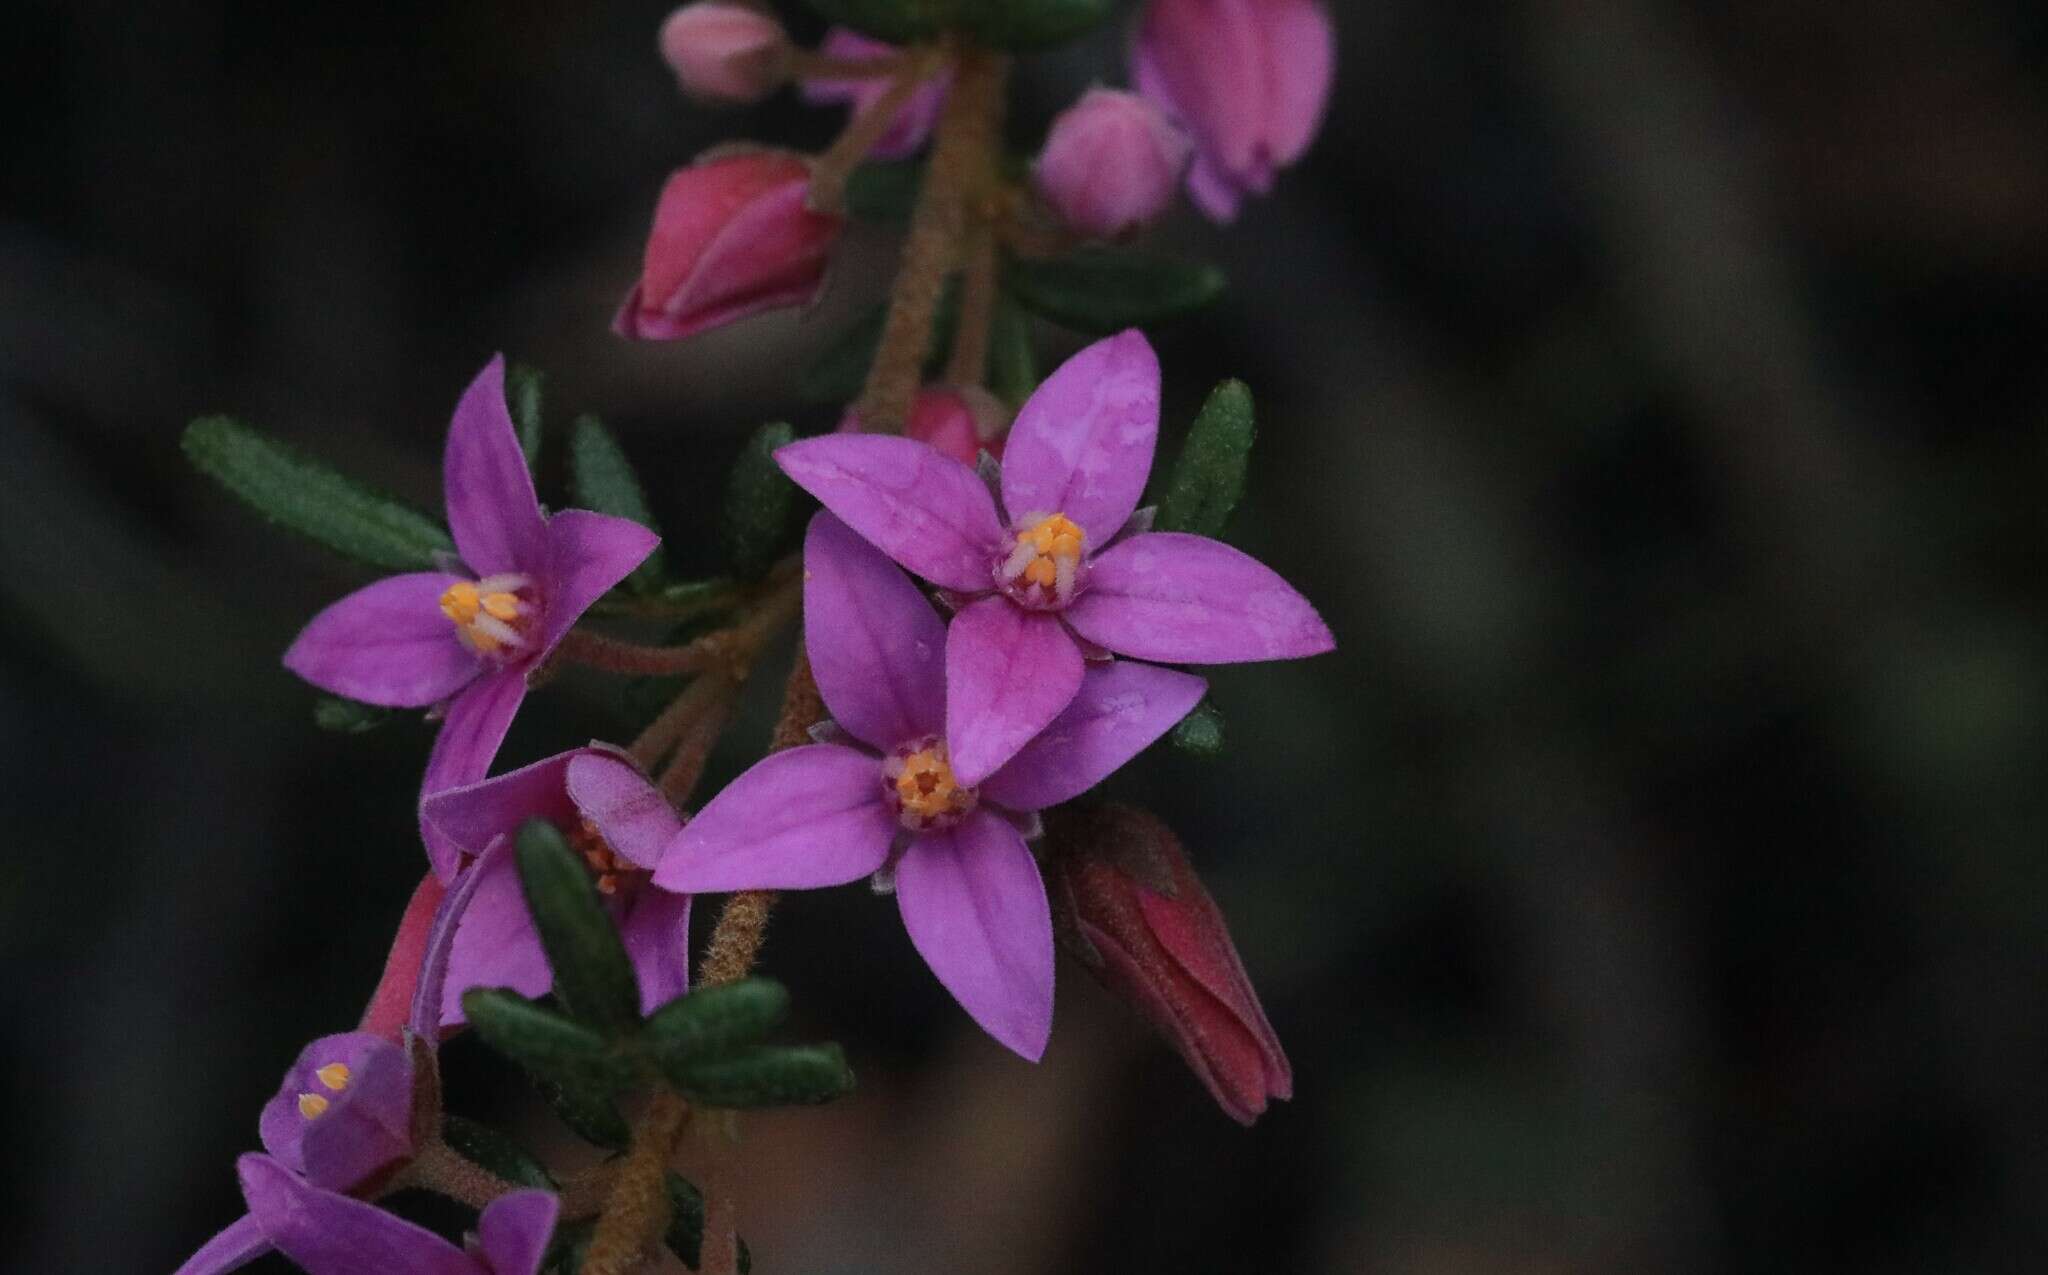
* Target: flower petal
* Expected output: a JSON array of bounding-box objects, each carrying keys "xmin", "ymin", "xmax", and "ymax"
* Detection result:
[
  {"xmin": 1263, "ymin": 0, "xmax": 1336, "ymax": 166},
  {"xmin": 565, "ymin": 750, "xmax": 680, "ymax": 871},
  {"xmin": 444, "ymin": 355, "xmax": 548, "ymax": 579},
  {"xmin": 775, "ymin": 435, "xmax": 1003, "ymax": 592},
  {"xmin": 653, "ymin": 745, "xmax": 896, "ymax": 893},
  {"xmin": 409, "ymin": 837, "xmax": 509, "ymax": 1038},
  {"xmin": 944, "ymin": 597, "xmax": 1084, "ymax": 787},
  {"xmin": 439, "ymin": 842, "xmax": 552, "ymax": 1027},
  {"xmin": 295, "ymin": 1036, "xmax": 414, "ymax": 1191},
  {"xmin": 1064, "ymin": 532, "xmax": 1334, "ymax": 664},
  {"xmin": 419, "ymin": 671, "xmax": 529, "ymax": 881},
  {"xmin": 538, "ymin": 510, "xmax": 662, "ymax": 651},
  {"xmin": 895, "ymin": 810, "xmax": 1054, "ymax": 1061},
  {"xmin": 237, "ymin": 1155, "xmax": 476, "ymax": 1275},
  {"xmin": 421, "ymin": 750, "xmax": 580, "ymax": 863},
  {"xmin": 283, "ymin": 572, "xmax": 477, "ymax": 707},
  {"xmin": 982, "ymin": 661, "xmax": 1207, "ymax": 812},
  {"xmin": 1000, "ymin": 330, "xmax": 1160, "ymax": 546},
  {"xmin": 619, "ymin": 886, "xmax": 693, "ymax": 1015},
  {"xmin": 172, "ymin": 1212, "xmax": 269, "ymax": 1275},
  {"xmin": 476, "ymin": 1191, "xmax": 561, "ymax": 1275},
  {"xmin": 803, "ymin": 512, "xmax": 947, "ymax": 749},
  {"xmin": 357, "ymin": 872, "xmax": 447, "ymax": 1040}
]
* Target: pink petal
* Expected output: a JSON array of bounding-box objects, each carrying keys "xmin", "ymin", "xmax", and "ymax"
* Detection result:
[
  {"xmin": 982, "ymin": 661, "xmax": 1207, "ymax": 812},
  {"xmin": 619, "ymin": 886, "xmax": 693, "ymax": 1014},
  {"xmin": 421, "ymin": 750, "xmax": 580, "ymax": 863},
  {"xmin": 295, "ymin": 1036, "xmax": 414, "ymax": 1190},
  {"xmin": 775, "ymin": 434, "xmax": 1004, "ymax": 592},
  {"xmin": 357, "ymin": 872, "xmax": 447, "ymax": 1040},
  {"xmin": 803, "ymin": 512, "xmax": 947, "ymax": 750},
  {"xmin": 444, "ymin": 356, "xmax": 548, "ymax": 578},
  {"xmin": 438, "ymin": 842, "xmax": 552, "ymax": 1027},
  {"xmin": 282, "ymin": 572, "xmax": 477, "ymax": 707},
  {"xmin": 539, "ymin": 510, "xmax": 662, "ymax": 651},
  {"xmin": 1263, "ymin": 0, "xmax": 1336, "ymax": 166},
  {"xmin": 802, "ymin": 28, "xmax": 950, "ymax": 158},
  {"xmin": 1001, "ymin": 331, "xmax": 1160, "ymax": 546},
  {"xmin": 1185, "ymin": 151, "xmax": 1246, "ymax": 223},
  {"xmin": 565, "ymin": 750, "xmax": 680, "ymax": 871},
  {"xmin": 944, "ymin": 598, "xmax": 1085, "ymax": 787},
  {"xmin": 172, "ymin": 1213, "xmax": 269, "ymax": 1275},
  {"xmin": 418, "ymin": 671, "xmax": 529, "ymax": 881},
  {"xmin": 653, "ymin": 745, "xmax": 897, "ymax": 893},
  {"xmin": 895, "ymin": 810, "xmax": 1054, "ymax": 1061},
  {"xmin": 237, "ymin": 1155, "xmax": 477, "ymax": 1275},
  {"xmin": 1139, "ymin": 0, "xmax": 1267, "ymax": 178},
  {"xmin": 1064, "ymin": 532, "xmax": 1334, "ymax": 664},
  {"xmin": 476, "ymin": 1191, "xmax": 561, "ymax": 1275},
  {"xmin": 408, "ymin": 837, "xmax": 509, "ymax": 1038}
]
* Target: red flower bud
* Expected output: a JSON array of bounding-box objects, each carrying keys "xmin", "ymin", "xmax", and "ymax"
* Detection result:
[
  {"xmin": 659, "ymin": 2, "xmax": 792, "ymax": 105},
  {"xmin": 614, "ymin": 149, "xmax": 843, "ymax": 342},
  {"xmin": 837, "ymin": 384, "xmax": 1012, "ymax": 466},
  {"xmin": 1047, "ymin": 804, "xmax": 1292, "ymax": 1124}
]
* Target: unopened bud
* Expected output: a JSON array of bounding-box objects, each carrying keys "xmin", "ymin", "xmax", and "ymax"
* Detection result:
[
  {"xmin": 659, "ymin": 2, "xmax": 792, "ymax": 104},
  {"xmin": 1034, "ymin": 88, "xmax": 1191, "ymax": 240},
  {"xmin": 837, "ymin": 384, "xmax": 1012, "ymax": 466}
]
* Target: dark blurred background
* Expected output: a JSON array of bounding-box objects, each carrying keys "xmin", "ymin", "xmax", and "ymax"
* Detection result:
[{"xmin": 6, "ymin": 1, "xmax": 2047, "ymax": 1270}]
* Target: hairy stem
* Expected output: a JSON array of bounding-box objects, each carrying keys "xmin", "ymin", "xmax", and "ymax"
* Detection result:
[
  {"xmin": 581, "ymin": 1091, "xmax": 693, "ymax": 1275},
  {"xmin": 808, "ymin": 48, "xmax": 948, "ymax": 214},
  {"xmin": 943, "ymin": 219, "xmax": 1000, "ymax": 387}
]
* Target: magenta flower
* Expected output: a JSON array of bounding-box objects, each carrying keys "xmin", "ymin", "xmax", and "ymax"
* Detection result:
[
  {"xmin": 1131, "ymin": 0, "xmax": 1335, "ymax": 221},
  {"xmin": 775, "ymin": 330, "xmax": 1333, "ymax": 786},
  {"xmin": 282, "ymin": 357, "xmax": 660, "ymax": 881},
  {"xmin": 655, "ymin": 514, "xmax": 1206, "ymax": 1060},
  {"xmin": 238, "ymin": 1155, "xmax": 556, "ymax": 1275},
  {"xmin": 174, "ymin": 1032, "xmax": 418, "ymax": 1275},
  {"xmin": 800, "ymin": 28, "xmax": 952, "ymax": 159},
  {"xmin": 421, "ymin": 746, "xmax": 691, "ymax": 1025}
]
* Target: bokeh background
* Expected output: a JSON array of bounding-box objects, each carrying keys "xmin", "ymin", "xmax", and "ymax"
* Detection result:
[{"xmin": 5, "ymin": 1, "xmax": 2046, "ymax": 1270}]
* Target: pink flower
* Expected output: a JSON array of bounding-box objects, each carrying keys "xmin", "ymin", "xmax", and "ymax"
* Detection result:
[
  {"xmin": 1047, "ymin": 804, "xmax": 1291, "ymax": 1124},
  {"xmin": 655, "ymin": 514, "xmax": 1206, "ymax": 1060},
  {"xmin": 1034, "ymin": 88, "xmax": 1192, "ymax": 240},
  {"xmin": 659, "ymin": 2, "xmax": 792, "ymax": 104},
  {"xmin": 282, "ymin": 358, "xmax": 660, "ymax": 880},
  {"xmin": 613, "ymin": 150, "xmax": 844, "ymax": 341},
  {"xmin": 775, "ymin": 330, "xmax": 1333, "ymax": 787},
  {"xmin": 799, "ymin": 28, "xmax": 952, "ymax": 159},
  {"xmin": 837, "ymin": 384, "xmax": 1011, "ymax": 467},
  {"xmin": 237, "ymin": 1156, "xmax": 556, "ymax": 1275},
  {"xmin": 421, "ymin": 746, "xmax": 692, "ymax": 1026},
  {"xmin": 1131, "ymin": 0, "xmax": 1335, "ymax": 221}
]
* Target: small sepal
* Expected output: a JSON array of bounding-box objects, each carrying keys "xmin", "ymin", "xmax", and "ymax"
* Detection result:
[
  {"xmin": 313, "ymin": 695, "xmax": 391, "ymax": 733},
  {"xmin": 1005, "ymin": 249, "xmax": 1226, "ymax": 335},
  {"xmin": 569, "ymin": 415, "xmax": 670, "ymax": 592},
  {"xmin": 1157, "ymin": 379, "xmax": 1255, "ymax": 539},
  {"xmin": 1168, "ymin": 698, "xmax": 1225, "ymax": 757},
  {"xmin": 721, "ymin": 422, "xmax": 799, "ymax": 581},
  {"xmin": 513, "ymin": 820, "xmax": 643, "ymax": 1037}
]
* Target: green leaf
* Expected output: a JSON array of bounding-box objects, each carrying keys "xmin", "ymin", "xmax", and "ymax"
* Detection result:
[
  {"xmin": 513, "ymin": 821, "xmax": 642, "ymax": 1037},
  {"xmin": 987, "ymin": 295, "xmax": 1039, "ymax": 407},
  {"xmin": 461, "ymin": 988, "xmax": 638, "ymax": 1094},
  {"xmin": 644, "ymin": 979, "xmax": 790, "ymax": 1072},
  {"xmin": 440, "ymin": 1114, "xmax": 558, "ymax": 1190},
  {"xmin": 1005, "ymin": 250, "xmax": 1227, "ymax": 335},
  {"xmin": 1169, "ymin": 698, "xmax": 1225, "ymax": 757},
  {"xmin": 662, "ymin": 1175, "xmax": 754, "ymax": 1273},
  {"xmin": 182, "ymin": 416, "xmax": 454, "ymax": 570},
  {"xmin": 797, "ymin": 280, "xmax": 961, "ymax": 406},
  {"xmin": 569, "ymin": 415, "xmax": 668, "ymax": 591},
  {"xmin": 313, "ymin": 696, "xmax": 390, "ymax": 734},
  {"xmin": 844, "ymin": 160, "xmax": 924, "ymax": 223},
  {"xmin": 801, "ymin": 0, "xmax": 1113, "ymax": 49},
  {"xmin": 671, "ymin": 1043, "xmax": 856, "ymax": 1109},
  {"xmin": 1156, "ymin": 379, "xmax": 1256, "ymax": 538},
  {"xmin": 534, "ymin": 1071, "xmax": 632, "ymax": 1151},
  {"xmin": 720, "ymin": 423, "xmax": 798, "ymax": 582},
  {"xmin": 507, "ymin": 363, "xmax": 546, "ymax": 474}
]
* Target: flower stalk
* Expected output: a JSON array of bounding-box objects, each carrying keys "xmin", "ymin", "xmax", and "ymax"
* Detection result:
[{"xmin": 581, "ymin": 1091, "xmax": 693, "ymax": 1275}]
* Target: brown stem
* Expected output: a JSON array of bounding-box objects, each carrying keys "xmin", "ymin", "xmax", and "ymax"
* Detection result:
[
  {"xmin": 556, "ymin": 628, "xmax": 726, "ymax": 677},
  {"xmin": 582, "ymin": 1091, "xmax": 693, "ymax": 1275},
  {"xmin": 401, "ymin": 1140, "xmax": 526, "ymax": 1209},
  {"xmin": 853, "ymin": 45, "xmax": 1011, "ymax": 431},
  {"xmin": 789, "ymin": 48, "xmax": 919, "ymax": 83},
  {"xmin": 808, "ymin": 49, "xmax": 949, "ymax": 215},
  {"xmin": 622, "ymin": 566, "xmax": 802, "ymax": 770},
  {"xmin": 657, "ymin": 677, "xmax": 739, "ymax": 804},
  {"xmin": 943, "ymin": 219, "xmax": 1000, "ymax": 387}
]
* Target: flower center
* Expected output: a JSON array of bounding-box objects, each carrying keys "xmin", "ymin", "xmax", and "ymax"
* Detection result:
[
  {"xmin": 296, "ymin": 1060, "xmax": 352, "ymax": 1120},
  {"xmin": 994, "ymin": 512, "xmax": 1087, "ymax": 611},
  {"xmin": 881, "ymin": 736, "xmax": 978, "ymax": 833},
  {"xmin": 568, "ymin": 819, "xmax": 644, "ymax": 898},
  {"xmin": 439, "ymin": 574, "xmax": 537, "ymax": 658}
]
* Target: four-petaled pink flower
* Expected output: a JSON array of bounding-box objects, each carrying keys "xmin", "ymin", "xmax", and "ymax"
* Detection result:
[
  {"xmin": 800, "ymin": 28, "xmax": 953, "ymax": 159},
  {"xmin": 655, "ymin": 513, "xmax": 1206, "ymax": 1059},
  {"xmin": 775, "ymin": 329, "xmax": 1333, "ymax": 787},
  {"xmin": 282, "ymin": 357, "xmax": 660, "ymax": 881},
  {"xmin": 236, "ymin": 1155, "xmax": 556, "ymax": 1275},
  {"xmin": 422, "ymin": 745, "xmax": 692, "ymax": 1025}
]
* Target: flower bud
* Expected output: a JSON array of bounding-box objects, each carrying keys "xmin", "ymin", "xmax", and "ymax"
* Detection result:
[
  {"xmin": 1034, "ymin": 88, "xmax": 1191, "ymax": 240},
  {"xmin": 838, "ymin": 384, "xmax": 1012, "ymax": 466},
  {"xmin": 1132, "ymin": 0, "xmax": 1335, "ymax": 222},
  {"xmin": 614, "ymin": 149, "xmax": 843, "ymax": 342},
  {"xmin": 256, "ymin": 1032, "xmax": 415, "ymax": 1193},
  {"xmin": 800, "ymin": 28, "xmax": 952, "ymax": 160},
  {"xmin": 1046, "ymin": 804, "xmax": 1291, "ymax": 1124},
  {"xmin": 659, "ymin": 2, "xmax": 792, "ymax": 104}
]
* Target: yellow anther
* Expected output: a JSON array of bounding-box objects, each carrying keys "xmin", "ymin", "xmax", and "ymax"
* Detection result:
[
  {"xmin": 481, "ymin": 591, "xmax": 522, "ymax": 622},
  {"xmin": 315, "ymin": 1062, "xmax": 351, "ymax": 1092},
  {"xmin": 1024, "ymin": 557, "xmax": 1059, "ymax": 588},
  {"xmin": 439, "ymin": 581, "xmax": 481, "ymax": 624},
  {"xmin": 297, "ymin": 1093, "xmax": 331, "ymax": 1120},
  {"xmin": 895, "ymin": 748, "xmax": 967, "ymax": 821},
  {"xmin": 1002, "ymin": 513, "xmax": 1087, "ymax": 606},
  {"xmin": 439, "ymin": 575, "xmax": 535, "ymax": 656}
]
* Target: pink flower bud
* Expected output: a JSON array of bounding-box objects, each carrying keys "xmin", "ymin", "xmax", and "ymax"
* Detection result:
[
  {"xmin": 1047, "ymin": 804, "xmax": 1292, "ymax": 1125},
  {"xmin": 1132, "ymin": 0, "xmax": 1335, "ymax": 222},
  {"xmin": 800, "ymin": 28, "xmax": 952, "ymax": 160},
  {"xmin": 659, "ymin": 2, "xmax": 792, "ymax": 104},
  {"xmin": 1034, "ymin": 88, "xmax": 1191, "ymax": 240},
  {"xmin": 614, "ymin": 149, "xmax": 844, "ymax": 342},
  {"xmin": 836, "ymin": 385, "xmax": 1011, "ymax": 466}
]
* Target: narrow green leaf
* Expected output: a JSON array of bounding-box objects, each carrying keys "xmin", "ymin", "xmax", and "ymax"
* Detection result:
[
  {"xmin": 988, "ymin": 295, "xmax": 1039, "ymax": 408},
  {"xmin": 569, "ymin": 415, "xmax": 668, "ymax": 591},
  {"xmin": 1156, "ymin": 379, "xmax": 1256, "ymax": 538},
  {"xmin": 1005, "ymin": 250, "xmax": 1227, "ymax": 335},
  {"xmin": 1169, "ymin": 698, "xmax": 1225, "ymax": 757},
  {"xmin": 644, "ymin": 979, "xmax": 790, "ymax": 1071},
  {"xmin": 507, "ymin": 363, "xmax": 546, "ymax": 474},
  {"xmin": 797, "ymin": 281, "xmax": 961, "ymax": 406},
  {"xmin": 313, "ymin": 696, "xmax": 390, "ymax": 734},
  {"xmin": 513, "ymin": 821, "xmax": 642, "ymax": 1036},
  {"xmin": 672, "ymin": 1043, "xmax": 856, "ymax": 1109},
  {"xmin": 461, "ymin": 988, "xmax": 638, "ymax": 1093},
  {"xmin": 441, "ymin": 1114, "xmax": 558, "ymax": 1190},
  {"xmin": 534, "ymin": 1071, "xmax": 632, "ymax": 1151},
  {"xmin": 844, "ymin": 160, "xmax": 925, "ymax": 223},
  {"xmin": 662, "ymin": 1174, "xmax": 754, "ymax": 1273},
  {"xmin": 182, "ymin": 416, "xmax": 453, "ymax": 570},
  {"xmin": 720, "ymin": 423, "xmax": 798, "ymax": 582}
]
